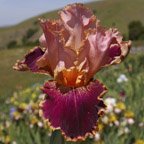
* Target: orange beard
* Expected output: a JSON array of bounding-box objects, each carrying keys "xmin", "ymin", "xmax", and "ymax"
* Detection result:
[{"xmin": 55, "ymin": 67, "xmax": 87, "ymax": 87}]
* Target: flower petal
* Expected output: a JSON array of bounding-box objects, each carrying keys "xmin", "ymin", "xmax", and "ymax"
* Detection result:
[
  {"xmin": 87, "ymin": 27, "xmax": 131, "ymax": 77},
  {"xmin": 39, "ymin": 34, "xmax": 47, "ymax": 48},
  {"xmin": 39, "ymin": 20, "xmax": 64, "ymax": 47},
  {"xmin": 53, "ymin": 59, "xmax": 89, "ymax": 87},
  {"xmin": 40, "ymin": 80, "xmax": 107, "ymax": 141},
  {"xmin": 59, "ymin": 3, "xmax": 96, "ymax": 52},
  {"xmin": 39, "ymin": 19, "xmax": 77, "ymax": 73},
  {"xmin": 60, "ymin": 3, "xmax": 96, "ymax": 31},
  {"xmin": 13, "ymin": 47, "xmax": 52, "ymax": 75}
]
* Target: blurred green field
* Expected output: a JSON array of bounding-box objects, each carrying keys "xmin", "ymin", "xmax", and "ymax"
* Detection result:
[{"xmin": 0, "ymin": 48, "xmax": 47, "ymax": 101}]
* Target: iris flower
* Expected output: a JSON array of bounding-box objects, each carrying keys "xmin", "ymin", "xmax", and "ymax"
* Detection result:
[{"xmin": 13, "ymin": 3, "xmax": 131, "ymax": 141}]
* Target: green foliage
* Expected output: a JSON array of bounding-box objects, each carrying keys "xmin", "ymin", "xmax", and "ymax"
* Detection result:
[
  {"xmin": 22, "ymin": 28, "xmax": 38, "ymax": 45},
  {"xmin": 7, "ymin": 40, "xmax": 17, "ymax": 49},
  {"xmin": 25, "ymin": 28, "xmax": 38, "ymax": 39},
  {"xmin": 128, "ymin": 21, "xmax": 144, "ymax": 40},
  {"xmin": 93, "ymin": 9, "xmax": 97, "ymax": 14}
]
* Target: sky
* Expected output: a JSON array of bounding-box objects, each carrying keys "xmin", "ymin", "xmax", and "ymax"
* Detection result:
[{"xmin": 0, "ymin": 0, "xmax": 97, "ymax": 27}]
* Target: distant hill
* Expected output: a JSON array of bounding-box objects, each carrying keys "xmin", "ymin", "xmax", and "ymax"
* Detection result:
[{"xmin": 0, "ymin": 0, "xmax": 143, "ymax": 49}]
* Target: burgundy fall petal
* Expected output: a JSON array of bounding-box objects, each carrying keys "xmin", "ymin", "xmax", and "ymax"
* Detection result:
[{"xmin": 40, "ymin": 80, "xmax": 107, "ymax": 140}]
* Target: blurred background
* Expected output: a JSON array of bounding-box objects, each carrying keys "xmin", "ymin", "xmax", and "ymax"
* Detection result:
[{"xmin": 0, "ymin": 0, "xmax": 144, "ymax": 144}]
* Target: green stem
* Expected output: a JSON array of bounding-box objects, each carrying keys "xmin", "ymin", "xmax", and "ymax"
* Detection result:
[{"xmin": 50, "ymin": 130, "xmax": 65, "ymax": 144}]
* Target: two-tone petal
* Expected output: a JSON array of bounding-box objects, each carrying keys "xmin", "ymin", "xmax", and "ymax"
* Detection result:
[
  {"xmin": 13, "ymin": 47, "xmax": 52, "ymax": 75},
  {"xmin": 87, "ymin": 27, "xmax": 131, "ymax": 77}
]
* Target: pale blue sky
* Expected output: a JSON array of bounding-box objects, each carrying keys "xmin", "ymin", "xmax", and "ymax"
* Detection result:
[{"xmin": 0, "ymin": 0, "xmax": 97, "ymax": 27}]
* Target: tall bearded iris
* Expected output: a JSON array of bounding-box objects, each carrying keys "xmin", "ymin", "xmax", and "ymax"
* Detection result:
[{"xmin": 13, "ymin": 3, "xmax": 131, "ymax": 141}]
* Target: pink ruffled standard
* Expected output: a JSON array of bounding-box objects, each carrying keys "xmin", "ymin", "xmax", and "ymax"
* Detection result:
[{"xmin": 13, "ymin": 3, "xmax": 131, "ymax": 141}]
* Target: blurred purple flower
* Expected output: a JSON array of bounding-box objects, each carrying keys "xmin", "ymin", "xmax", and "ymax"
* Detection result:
[{"xmin": 9, "ymin": 107, "xmax": 16, "ymax": 119}]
